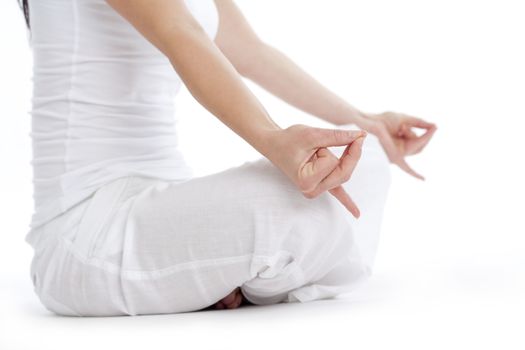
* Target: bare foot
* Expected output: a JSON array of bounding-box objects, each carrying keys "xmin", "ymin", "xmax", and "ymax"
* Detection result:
[
  {"xmin": 213, "ymin": 287, "xmax": 243, "ymax": 310},
  {"xmin": 211, "ymin": 286, "xmax": 257, "ymax": 310},
  {"xmin": 199, "ymin": 286, "xmax": 255, "ymax": 311}
]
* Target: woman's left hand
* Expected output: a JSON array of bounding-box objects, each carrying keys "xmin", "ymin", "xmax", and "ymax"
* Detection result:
[{"xmin": 355, "ymin": 111, "xmax": 437, "ymax": 180}]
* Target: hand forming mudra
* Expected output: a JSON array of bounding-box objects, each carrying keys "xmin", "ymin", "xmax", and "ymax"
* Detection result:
[
  {"xmin": 356, "ymin": 111, "xmax": 437, "ymax": 180},
  {"xmin": 264, "ymin": 111, "xmax": 437, "ymax": 219},
  {"xmin": 265, "ymin": 124, "xmax": 367, "ymax": 219}
]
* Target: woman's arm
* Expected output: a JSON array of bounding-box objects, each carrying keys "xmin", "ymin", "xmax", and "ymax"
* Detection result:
[
  {"xmin": 105, "ymin": 0, "xmax": 369, "ymax": 217},
  {"xmin": 214, "ymin": 0, "xmax": 437, "ymax": 180},
  {"xmin": 213, "ymin": 0, "xmax": 365, "ymax": 127},
  {"xmin": 105, "ymin": 0, "xmax": 281, "ymax": 159}
]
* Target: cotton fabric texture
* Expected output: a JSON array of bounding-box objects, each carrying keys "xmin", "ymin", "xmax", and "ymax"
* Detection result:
[
  {"xmin": 27, "ymin": 132, "xmax": 391, "ymax": 316},
  {"xmin": 25, "ymin": 0, "xmax": 392, "ymax": 316},
  {"xmin": 28, "ymin": 0, "xmax": 218, "ymax": 230}
]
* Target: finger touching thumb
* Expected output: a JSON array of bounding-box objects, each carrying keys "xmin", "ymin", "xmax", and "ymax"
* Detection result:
[{"xmin": 311, "ymin": 127, "xmax": 367, "ymax": 148}]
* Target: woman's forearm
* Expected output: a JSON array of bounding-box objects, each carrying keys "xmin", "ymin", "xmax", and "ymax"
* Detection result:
[
  {"xmin": 164, "ymin": 26, "xmax": 282, "ymax": 157},
  {"xmin": 243, "ymin": 42, "xmax": 366, "ymax": 126},
  {"xmin": 106, "ymin": 0, "xmax": 282, "ymax": 158}
]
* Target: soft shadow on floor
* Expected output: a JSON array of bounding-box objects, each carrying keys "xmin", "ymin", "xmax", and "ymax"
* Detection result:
[
  {"xmin": 9, "ymin": 271, "xmax": 396, "ymax": 324},
  {"xmin": 3, "ymin": 262, "xmax": 524, "ymax": 350}
]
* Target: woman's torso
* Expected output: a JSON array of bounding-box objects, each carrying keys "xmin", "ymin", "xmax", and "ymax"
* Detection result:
[{"xmin": 26, "ymin": 0, "xmax": 218, "ymax": 239}]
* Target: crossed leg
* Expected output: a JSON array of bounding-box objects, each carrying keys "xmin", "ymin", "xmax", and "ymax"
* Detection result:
[{"xmin": 207, "ymin": 123, "xmax": 391, "ymax": 310}]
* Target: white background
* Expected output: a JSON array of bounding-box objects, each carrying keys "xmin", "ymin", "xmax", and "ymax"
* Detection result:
[{"xmin": 1, "ymin": 0, "xmax": 524, "ymax": 349}]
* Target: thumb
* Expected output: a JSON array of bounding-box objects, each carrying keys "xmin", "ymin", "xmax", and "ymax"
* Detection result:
[{"xmin": 310, "ymin": 127, "xmax": 367, "ymax": 148}]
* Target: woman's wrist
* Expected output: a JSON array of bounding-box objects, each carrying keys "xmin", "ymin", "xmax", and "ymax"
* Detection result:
[
  {"xmin": 242, "ymin": 121, "xmax": 283, "ymax": 160},
  {"xmin": 256, "ymin": 127, "xmax": 283, "ymax": 160},
  {"xmin": 329, "ymin": 102, "xmax": 371, "ymax": 127},
  {"xmin": 343, "ymin": 109, "xmax": 374, "ymax": 130}
]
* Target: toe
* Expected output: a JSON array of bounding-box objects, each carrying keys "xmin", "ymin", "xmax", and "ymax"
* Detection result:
[
  {"xmin": 214, "ymin": 287, "xmax": 241, "ymax": 310},
  {"xmin": 233, "ymin": 291, "xmax": 243, "ymax": 308},
  {"xmin": 224, "ymin": 288, "xmax": 243, "ymax": 309},
  {"xmin": 222, "ymin": 290, "xmax": 238, "ymax": 305}
]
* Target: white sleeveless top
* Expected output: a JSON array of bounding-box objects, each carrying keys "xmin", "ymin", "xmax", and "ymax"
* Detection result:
[{"xmin": 27, "ymin": 0, "xmax": 219, "ymax": 231}]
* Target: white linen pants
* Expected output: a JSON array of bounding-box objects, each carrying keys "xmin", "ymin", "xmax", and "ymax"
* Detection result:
[{"xmin": 26, "ymin": 124, "xmax": 391, "ymax": 316}]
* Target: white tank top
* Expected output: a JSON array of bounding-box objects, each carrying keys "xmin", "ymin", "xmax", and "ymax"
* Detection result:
[{"xmin": 27, "ymin": 0, "xmax": 219, "ymax": 231}]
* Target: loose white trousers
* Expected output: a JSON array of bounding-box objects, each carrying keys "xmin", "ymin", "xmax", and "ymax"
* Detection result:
[{"xmin": 26, "ymin": 124, "xmax": 391, "ymax": 316}]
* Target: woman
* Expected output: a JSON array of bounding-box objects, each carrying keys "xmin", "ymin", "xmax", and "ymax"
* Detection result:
[{"xmin": 20, "ymin": 0, "xmax": 436, "ymax": 316}]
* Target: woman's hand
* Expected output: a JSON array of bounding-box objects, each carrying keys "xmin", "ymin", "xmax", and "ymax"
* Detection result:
[
  {"xmin": 264, "ymin": 124, "xmax": 367, "ymax": 218},
  {"xmin": 355, "ymin": 111, "xmax": 437, "ymax": 180}
]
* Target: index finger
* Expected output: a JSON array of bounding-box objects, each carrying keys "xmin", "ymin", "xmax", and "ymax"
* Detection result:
[
  {"xmin": 376, "ymin": 124, "xmax": 426, "ymax": 180},
  {"xmin": 406, "ymin": 125, "xmax": 437, "ymax": 155},
  {"xmin": 307, "ymin": 135, "xmax": 365, "ymax": 198}
]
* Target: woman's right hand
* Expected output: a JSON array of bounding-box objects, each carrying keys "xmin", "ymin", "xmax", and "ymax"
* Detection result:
[{"xmin": 264, "ymin": 124, "xmax": 367, "ymax": 218}]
